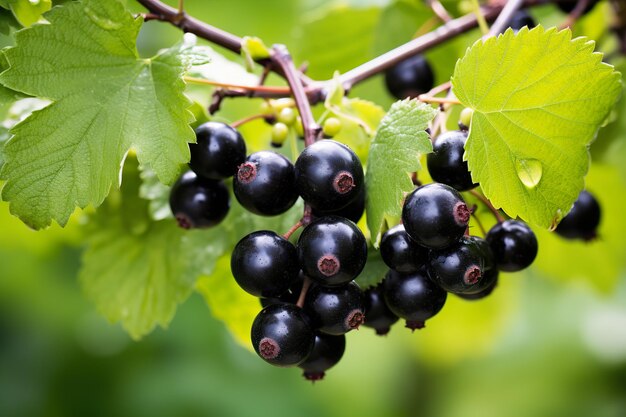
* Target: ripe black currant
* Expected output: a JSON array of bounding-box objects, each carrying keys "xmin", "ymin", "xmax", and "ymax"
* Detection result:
[
  {"xmin": 297, "ymin": 216, "xmax": 367, "ymax": 286},
  {"xmin": 384, "ymin": 54, "xmax": 435, "ymax": 100},
  {"xmin": 507, "ymin": 10, "xmax": 535, "ymax": 31},
  {"xmin": 383, "ymin": 269, "xmax": 447, "ymax": 330},
  {"xmin": 233, "ymin": 151, "xmax": 299, "ymax": 216},
  {"xmin": 427, "ymin": 130, "xmax": 476, "ymax": 192},
  {"xmin": 304, "ymin": 281, "xmax": 365, "ymax": 335},
  {"xmin": 557, "ymin": 0, "xmax": 599, "ymax": 14},
  {"xmin": 380, "ymin": 224, "xmax": 428, "ymax": 273},
  {"xmin": 311, "ymin": 186, "xmax": 365, "ymax": 224},
  {"xmin": 402, "ymin": 183, "xmax": 470, "ymax": 249},
  {"xmin": 363, "ymin": 282, "xmax": 399, "ymax": 335},
  {"xmin": 260, "ymin": 272, "xmax": 305, "ymax": 308},
  {"xmin": 231, "ymin": 231, "xmax": 300, "ymax": 298},
  {"xmin": 486, "ymin": 220, "xmax": 538, "ymax": 272},
  {"xmin": 298, "ymin": 333, "xmax": 346, "ymax": 381},
  {"xmin": 169, "ymin": 171, "xmax": 230, "ymax": 229},
  {"xmin": 555, "ymin": 190, "xmax": 601, "ymax": 241},
  {"xmin": 456, "ymin": 273, "xmax": 498, "ymax": 301},
  {"xmin": 251, "ymin": 303, "xmax": 315, "ymax": 367},
  {"xmin": 294, "ymin": 140, "xmax": 364, "ymax": 212},
  {"xmin": 428, "ymin": 236, "xmax": 496, "ymax": 295},
  {"xmin": 189, "ymin": 122, "xmax": 246, "ymax": 180}
]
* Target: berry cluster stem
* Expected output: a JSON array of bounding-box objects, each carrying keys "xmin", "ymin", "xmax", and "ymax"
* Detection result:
[
  {"xmin": 469, "ymin": 190, "xmax": 505, "ymax": 223},
  {"xmin": 296, "ymin": 276, "xmax": 313, "ymax": 308}
]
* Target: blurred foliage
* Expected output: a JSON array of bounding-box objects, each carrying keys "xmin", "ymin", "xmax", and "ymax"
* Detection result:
[{"xmin": 0, "ymin": 0, "xmax": 625, "ymax": 416}]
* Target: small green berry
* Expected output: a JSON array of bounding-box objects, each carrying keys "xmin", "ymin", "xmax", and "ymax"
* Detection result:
[
  {"xmin": 459, "ymin": 107, "xmax": 474, "ymax": 130},
  {"xmin": 322, "ymin": 117, "xmax": 342, "ymax": 137},
  {"xmin": 278, "ymin": 107, "xmax": 296, "ymax": 125},
  {"xmin": 271, "ymin": 122, "xmax": 289, "ymax": 147}
]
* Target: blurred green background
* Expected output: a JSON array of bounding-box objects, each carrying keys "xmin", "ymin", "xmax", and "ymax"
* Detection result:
[{"xmin": 1, "ymin": 0, "xmax": 626, "ymax": 416}]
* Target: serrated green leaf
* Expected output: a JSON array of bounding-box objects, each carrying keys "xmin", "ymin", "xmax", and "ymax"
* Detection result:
[
  {"xmin": 365, "ymin": 100, "xmax": 437, "ymax": 245},
  {"xmin": 9, "ymin": 0, "xmax": 50, "ymax": 27},
  {"xmin": 139, "ymin": 166, "xmax": 175, "ymax": 221},
  {"xmin": 355, "ymin": 248, "xmax": 388, "ymax": 289},
  {"xmin": 0, "ymin": 0, "xmax": 195, "ymax": 229},
  {"xmin": 0, "ymin": 8, "xmax": 19, "ymax": 34},
  {"xmin": 452, "ymin": 26, "xmax": 622, "ymax": 229}
]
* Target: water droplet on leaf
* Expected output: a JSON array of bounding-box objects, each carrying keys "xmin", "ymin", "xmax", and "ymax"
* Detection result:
[{"xmin": 515, "ymin": 158, "xmax": 542, "ymax": 189}]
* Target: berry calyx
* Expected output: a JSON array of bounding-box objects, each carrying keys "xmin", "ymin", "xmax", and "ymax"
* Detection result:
[
  {"xmin": 380, "ymin": 224, "xmax": 428, "ymax": 273},
  {"xmin": 231, "ymin": 231, "xmax": 300, "ymax": 297},
  {"xmin": 486, "ymin": 220, "xmax": 538, "ymax": 272},
  {"xmin": 384, "ymin": 54, "xmax": 435, "ymax": 100},
  {"xmin": 233, "ymin": 151, "xmax": 299, "ymax": 216},
  {"xmin": 555, "ymin": 190, "xmax": 601, "ymax": 241},
  {"xmin": 402, "ymin": 183, "xmax": 470, "ymax": 249},
  {"xmin": 298, "ymin": 333, "xmax": 346, "ymax": 381},
  {"xmin": 456, "ymin": 273, "xmax": 498, "ymax": 301},
  {"xmin": 383, "ymin": 269, "xmax": 447, "ymax": 330},
  {"xmin": 304, "ymin": 281, "xmax": 365, "ymax": 335},
  {"xmin": 363, "ymin": 283, "xmax": 399, "ymax": 335},
  {"xmin": 189, "ymin": 122, "xmax": 247, "ymax": 180},
  {"xmin": 169, "ymin": 171, "xmax": 230, "ymax": 229},
  {"xmin": 427, "ymin": 130, "xmax": 477, "ymax": 191},
  {"xmin": 295, "ymin": 139, "xmax": 364, "ymax": 212},
  {"xmin": 297, "ymin": 216, "xmax": 368, "ymax": 286},
  {"xmin": 251, "ymin": 303, "xmax": 315, "ymax": 367}
]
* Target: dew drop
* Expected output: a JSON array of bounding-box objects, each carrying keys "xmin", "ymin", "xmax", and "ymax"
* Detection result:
[
  {"xmin": 29, "ymin": 0, "xmax": 40, "ymax": 5},
  {"xmin": 515, "ymin": 158, "xmax": 542, "ymax": 189},
  {"xmin": 84, "ymin": 5, "xmax": 123, "ymax": 30}
]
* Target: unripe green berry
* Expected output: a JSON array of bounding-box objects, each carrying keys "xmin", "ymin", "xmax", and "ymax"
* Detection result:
[
  {"xmin": 295, "ymin": 116, "xmax": 304, "ymax": 138},
  {"xmin": 459, "ymin": 107, "xmax": 474, "ymax": 130},
  {"xmin": 271, "ymin": 122, "xmax": 289, "ymax": 147},
  {"xmin": 278, "ymin": 107, "xmax": 296, "ymax": 125},
  {"xmin": 322, "ymin": 117, "xmax": 342, "ymax": 137}
]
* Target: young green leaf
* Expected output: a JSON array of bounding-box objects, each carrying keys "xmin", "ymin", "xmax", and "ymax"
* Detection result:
[
  {"xmin": 0, "ymin": 0, "xmax": 195, "ymax": 229},
  {"xmin": 452, "ymin": 26, "xmax": 622, "ymax": 229},
  {"xmin": 355, "ymin": 249, "xmax": 388, "ymax": 289},
  {"xmin": 9, "ymin": 0, "xmax": 51, "ymax": 27},
  {"xmin": 365, "ymin": 100, "xmax": 437, "ymax": 246}
]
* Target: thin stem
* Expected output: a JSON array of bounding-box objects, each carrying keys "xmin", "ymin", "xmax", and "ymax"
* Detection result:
[
  {"xmin": 296, "ymin": 276, "xmax": 312, "ymax": 308},
  {"xmin": 271, "ymin": 45, "xmax": 320, "ymax": 147},
  {"xmin": 429, "ymin": 0, "xmax": 453, "ymax": 22},
  {"xmin": 470, "ymin": 0, "xmax": 490, "ymax": 35},
  {"xmin": 470, "ymin": 208, "xmax": 488, "ymax": 236},
  {"xmin": 230, "ymin": 113, "xmax": 267, "ymax": 129},
  {"xmin": 559, "ymin": 0, "xmax": 590, "ymax": 29},
  {"xmin": 283, "ymin": 220, "xmax": 303, "ymax": 240},
  {"xmin": 469, "ymin": 189, "xmax": 505, "ymax": 223},
  {"xmin": 177, "ymin": 0, "xmax": 184, "ymax": 16},
  {"xmin": 418, "ymin": 95, "xmax": 461, "ymax": 105},
  {"xmin": 184, "ymin": 76, "xmax": 291, "ymax": 93},
  {"xmin": 424, "ymin": 81, "xmax": 452, "ymax": 97},
  {"xmin": 486, "ymin": 0, "xmax": 525, "ymax": 37}
]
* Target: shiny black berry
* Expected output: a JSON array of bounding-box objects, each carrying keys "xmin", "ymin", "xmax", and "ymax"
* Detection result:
[
  {"xmin": 383, "ymin": 269, "xmax": 447, "ymax": 330},
  {"xmin": 189, "ymin": 122, "xmax": 247, "ymax": 180},
  {"xmin": 297, "ymin": 216, "xmax": 367, "ymax": 286},
  {"xmin": 295, "ymin": 140, "xmax": 364, "ymax": 212},
  {"xmin": 556, "ymin": 190, "xmax": 601, "ymax": 241},
  {"xmin": 456, "ymin": 272, "xmax": 498, "ymax": 301},
  {"xmin": 231, "ymin": 231, "xmax": 299, "ymax": 297},
  {"xmin": 429, "ymin": 236, "xmax": 496, "ymax": 295},
  {"xmin": 251, "ymin": 303, "xmax": 315, "ymax": 367},
  {"xmin": 260, "ymin": 273, "xmax": 304, "ymax": 308},
  {"xmin": 380, "ymin": 224, "xmax": 428, "ymax": 273},
  {"xmin": 304, "ymin": 281, "xmax": 365, "ymax": 335},
  {"xmin": 384, "ymin": 54, "xmax": 435, "ymax": 100},
  {"xmin": 557, "ymin": 0, "xmax": 599, "ymax": 14},
  {"xmin": 312, "ymin": 186, "xmax": 365, "ymax": 224},
  {"xmin": 402, "ymin": 183, "xmax": 470, "ymax": 249},
  {"xmin": 486, "ymin": 220, "xmax": 538, "ymax": 272},
  {"xmin": 363, "ymin": 283, "xmax": 399, "ymax": 335},
  {"xmin": 507, "ymin": 10, "xmax": 535, "ymax": 31},
  {"xmin": 233, "ymin": 151, "xmax": 299, "ymax": 216},
  {"xmin": 169, "ymin": 171, "xmax": 230, "ymax": 229},
  {"xmin": 298, "ymin": 333, "xmax": 346, "ymax": 381},
  {"xmin": 427, "ymin": 130, "xmax": 476, "ymax": 191}
]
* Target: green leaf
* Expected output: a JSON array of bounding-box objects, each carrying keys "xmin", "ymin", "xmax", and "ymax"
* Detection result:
[
  {"xmin": 80, "ymin": 160, "xmax": 211, "ymax": 340},
  {"xmin": 452, "ymin": 27, "xmax": 622, "ymax": 229},
  {"xmin": 240, "ymin": 36, "xmax": 270, "ymax": 71},
  {"xmin": 139, "ymin": 166, "xmax": 175, "ymax": 221},
  {"xmin": 0, "ymin": 1, "xmax": 9, "ymax": 10},
  {"xmin": 355, "ymin": 248, "xmax": 388, "ymax": 289},
  {"xmin": 0, "ymin": 8, "xmax": 19, "ymax": 34},
  {"xmin": 9, "ymin": 0, "xmax": 50, "ymax": 27},
  {"xmin": 365, "ymin": 99, "xmax": 436, "ymax": 245},
  {"xmin": 0, "ymin": 0, "xmax": 195, "ymax": 229}
]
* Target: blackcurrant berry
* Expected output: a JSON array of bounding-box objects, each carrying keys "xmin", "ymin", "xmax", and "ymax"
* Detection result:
[
  {"xmin": 363, "ymin": 282, "xmax": 399, "ymax": 335},
  {"xmin": 231, "ymin": 231, "xmax": 300, "ymax": 298},
  {"xmin": 380, "ymin": 224, "xmax": 428, "ymax": 273},
  {"xmin": 383, "ymin": 269, "xmax": 447, "ymax": 330},
  {"xmin": 311, "ymin": 186, "xmax": 366, "ymax": 224},
  {"xmin": 189, "ymin": 122, "xmax": 246, "ymax": 180},
  {"xmin": 456, "ymin": 273, "xmax": 498, "ymax": 301},
  {"xmin": 555, "ymin": 190, "xmax": 601, "ymax": 241},
  {"xmin": 507, "ymin": 10, "xmax": 535, "ymax": 31},
  {"xmin": 486, "ymin": 220, "xmax": 538, "ymax": 272},
  {"xmin": 428, "ymin": 236, "xmax": 496, "ymax": 295},
  {"xmin": 295, "ymin": 140, "xmax": 364, "ymax": 212},
  {"xmin": 557, "ymin": 0, "xmax": 599, "ymax": 14},
  {"xmin": 384, "ymin": 54, "xmax": 435, "ymax": 100},
  {"xmin": 233, "ymin": 151, "xmax": 299, "ymax": 216},
  {"xmin": 402, "ymin": 183, "xmax": 470, "ymax": 249},
  {"xmin": 260, "ymin": 272, "xmax": 305, "ymax": 308},
  {"xmin": 427, "ymin": 130, "xmax": 476, "ymax": 192},
  {"xmin": 304, "ymin": 281, "xmax": 365, "ymax": 335},
  {"xmin": 251, "ymin": 303, "xmax": 315, "ymax": 367},
  {"xmin": 169, "ymin": 171, "xmax": 230, "ymax": 229},
  {"xmin": 298, "ymin": 333, "xmax": 346, "ymax": 381},
  {"xmin": 297, "ymin": 216, "xmax": 368, "ymax": 286}
]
